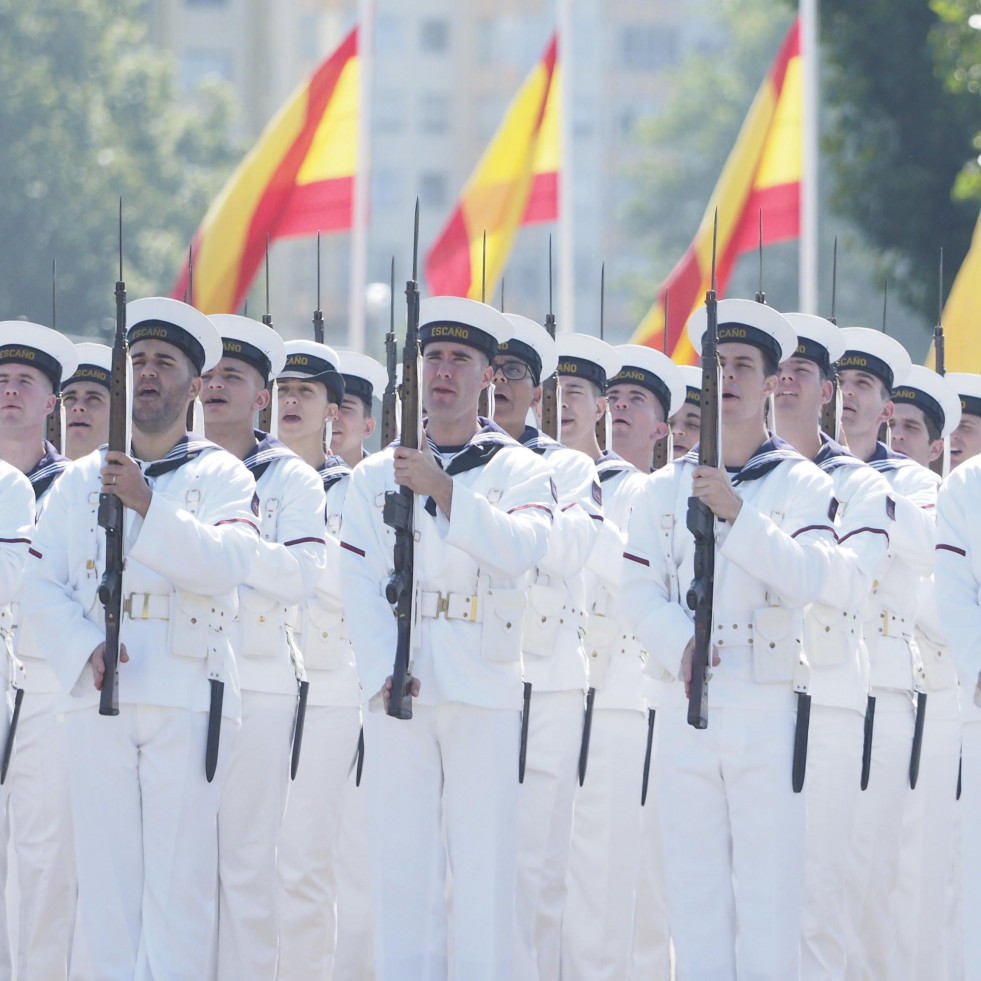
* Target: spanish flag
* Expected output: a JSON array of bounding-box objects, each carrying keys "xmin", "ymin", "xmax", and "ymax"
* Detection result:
[
  {"xmin": 631, "ymin": 18, "xmax": 802, "ymax": 363},
  {"xmin": 425, "ymin": 34, "xmax": 559, "ymax": 299},
  {"xmin": 172, "ymin": 27, "xmax": 359, "ymax": 313},
  {"xmin": 930, "ymin": 204, "xmax": 981, "ymax": 372}
]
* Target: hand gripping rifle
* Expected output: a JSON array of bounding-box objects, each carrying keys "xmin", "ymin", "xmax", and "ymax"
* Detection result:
[
  {"xmin": 382, "ymin": 201, "xmax": 421, "ymax": 720},
  {"xmin": 540, "ymin": 237, "xmax": 559, "ymax": 440},
  {"xmin": 98, "ymin": 200, "xmax": 128, "ymax": 717},
  {"xmin": 381, "ymin": 257, "xmax": 399, "ymax": 447},
  {"xmin": 685, "ymin": 212, "xmax": 719, "ymax": 730}
]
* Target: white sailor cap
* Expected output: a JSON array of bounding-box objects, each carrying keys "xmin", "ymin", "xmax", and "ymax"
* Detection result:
[
  {"xmin": 687, "ymin": 298, "xmax": 797, "ymax": 366},
  {"xmin": 836, "ymin": 327, "xmax": 912, "ymax": 391},
  {"xmin": 783, "ymin": 313, "xmax": 847, "ymax": 373},
  {"xmin": 278, "ymin": 339, "xmax": 345, "ymax": 403},
  {"xmin": 419, "ymin": 297, "xmax": 511, "ymax": 362},
  {"xmin": 65, "ymin": 342, "xmax": 112, "ymax": 390},
  {"xmin": 127, "ymin": 297, "xmax": 222, "ymax": 375},
  {"xmin": 555, "ymin": 334, "xmax": 621, "ymax": 391},
  {"xmin": 498, "ymin": 314, "xmax": 558, "ymax": 385},
  {"xmin": 945, "ymin": 372, "xmax": 981, "ymax": 420},
  {"xmin": 891, "ymin": 365, "xmax": 962, "ymax": 438},
  {"xmin": 608, "ymin": 345, "xmax": 687, "ymax": 419},
  {"xmin": 338, "ymin": 351, "xmax": 388, "ymax": 406},
  {"xmin": 209, "ymin": 314, "xmax": 287, "ymax": 384},
  {"xmin": 0, "ymin": 321, "xmax": 79, "ymax": 391},
  {"xmin": 678, "ymin": 364, "xmax": 703, "ymax": 408}
]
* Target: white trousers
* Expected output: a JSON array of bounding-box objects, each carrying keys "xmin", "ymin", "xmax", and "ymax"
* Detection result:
[
  {"xmin": 958, "ymin": 720, "xmax": 981, "ymax": 980},
  {"xmin": 657, "ymin": 704, "xmax": 804, "ymax": 981},
  {"xmin": 333, "ymin": 766, "xmax": 376, "ymax": 981},
  {"xmin": 513, "ymin": 688, "xmax": 582, "ymax": 981},
  {"xmin": 7, "ymin": 692, "xmax": 77, "ymax": 981},
  {"xmin": 364, "ymin": 701, "xmax": 519, "ymax": 981},
  {"xmin": 890, "ymin": 687, "xmax": 960, "ymax": 980},
  {"xmin": 216, "ymin": 690, "xmax": 295, "ymax": 981},
  {"xmin": 844, "ymin": 690, "xmax": 914, "ymax": 981},
  {"xmin": 561, "ymin": 707, "xmax": 647, "ymax": 981},
  {"xmin": 627, "ymin": 720, "xmax": 672, "ymax": 981},
  {"xmin": 277, "ymin": 704, "xmax": 361, "ymax": 981},
  {"xmin": 67, "ymin": 705, "xmax": 232, "ymax": 981},
  {"xmin": 800, "ymin": 704, "xmax": 863, "ymax": 981}
]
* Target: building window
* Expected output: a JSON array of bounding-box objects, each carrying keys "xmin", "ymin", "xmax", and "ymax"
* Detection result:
[
  {"xmin": 420, "ymin": 18, "xmax": 448, "ymax": 53},
  {"xmin": 180, "ymin": 49, "xmax": 232, "ymax": 88},
  {"xmin": 620, "ymin": 24, "xmax": 680, "ymax": 71},
  {"xmin": 419, "ymin": 172, "xmax": 448, "ymax": 208},
  {"xmin": 419, "ymin": 92, "xmax": 449, "ymax": 134},
  {"xmin": 372, "ymin": 169, "xmax": 403, "ymax": 210},
  {"xmin": 375, "ymin": 13, "xmax": 404, "ymax": 55},
  {"xmin": 374, "ymin": 89, "xmax": 404, "ymax": 134}
]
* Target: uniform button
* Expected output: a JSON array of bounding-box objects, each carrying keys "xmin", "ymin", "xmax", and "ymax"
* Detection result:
[{"xmin": 190, "ymin": 618, "xmax": 197, "ymax": 625}]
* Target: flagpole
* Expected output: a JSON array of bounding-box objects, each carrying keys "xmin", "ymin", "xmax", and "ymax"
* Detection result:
[
  {"xmin": 348, "ymin": 0, "xmax": 374, "ymax": 352},
  {"xmin": 799, "ymin": 0, "xmax": 818, "ymax": 313},
  {"xmin": 558, "ymin": 0, "xmax": 575, "ymax": 332}
]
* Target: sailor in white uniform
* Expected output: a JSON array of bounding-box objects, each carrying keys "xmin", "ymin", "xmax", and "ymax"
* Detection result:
[
  {"xmin": 340, "ymin": 297, "xmax": 554, "ymax": 981},
  {"xmin": 772, "ymin": 314, "xmax": 892, "ymax": 980},
  {"xmin": 834, "ymin": 329, "xmax": 939, "ymax": 981},
  {"xmin": 21, "ymin": 298, "xmax": 260, "ymax": 981},
  {"xmin": 275, "ymin": 341, "xmax": 364, "ymax": 981},
  {"xmin": 622, "ymin": 300, "xmax": 837, "ymax": 980},
  {"xmin": 0, "ymin": 321, "xmax": 79, "ymax": 981},
  {"xmin": 563, "ymin": 345, "xmax": 685, "ymax": 981},
  {"xmin": 202, "ymin": 316, "xmax": 326, "ymax": 981},
  {"xmin": 490, "ymin": 320, "xmax": 604, "ymax": 981},
  {"xmin": 946, "ymin": 372, "xmax": 981, "ymax": 470}
]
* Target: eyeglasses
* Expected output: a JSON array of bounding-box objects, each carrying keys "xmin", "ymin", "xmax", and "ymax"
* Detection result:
[{"xmin": 491, "ymin": 361, "xmax": 533, "ymax": 381}]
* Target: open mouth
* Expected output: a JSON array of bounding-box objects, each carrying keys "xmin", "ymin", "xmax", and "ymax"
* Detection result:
[
  {"xmin": 280, "ymin": 412, "xmax": 301, "ymax": 424},
  {"xmin": 204, "ymin": 396, "xmax": 227, "ymax": 406}
]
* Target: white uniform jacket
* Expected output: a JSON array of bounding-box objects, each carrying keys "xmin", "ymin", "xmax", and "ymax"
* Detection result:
[
  {"xmin": 0, "ymin": 461, "xmax": 37, "ymax": 682},
  {"xmin": 340, "ymin": 423, "xmax": 554, "ymax": 710},
  {"xmin": 865, "ymin": 444, "xmax": 939, "ymax": 693},
  {"xmin": 236, "ymin": 433, "xmax": 326, "ymax": 696},
  {"xmin": 582, "ymin": 452, "xmax": 649, "ymax": 712},
  {"xmin": 808, "ymin": 438, "xmax": 892, "ymax": 712},
  {"xmin": 935, "ymin": 454, "xmax": 981, "ymax": 721},
  {"xmin": 20, "ymin": 437, "xmax": 259, "ymax": 720},
  {"xmin": 622, "ymin": 437, "xmax": 836, "ymax": 711},
  {"xmin": 517, "ymin": 427, "xmax": 602, "ymax": 692},
  {"xmin": 294, "ymin": 455, "xmax": 363, "ymax": 709},
  {"xmin": 8, "ymin": 442, "xmax": 71, "ymax": 694}
]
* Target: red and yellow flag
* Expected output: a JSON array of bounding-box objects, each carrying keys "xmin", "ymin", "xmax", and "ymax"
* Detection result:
[
  {"xmin": 631, "ymin": 18, "xmax": 802, "ymax": 363},
  {"xmin": 172, "ymin": 27, "xmax": 359, "ymax": 313},
  {"xmin": 425, "ymin": 34, "xmax": 559, "ymax": 299}
]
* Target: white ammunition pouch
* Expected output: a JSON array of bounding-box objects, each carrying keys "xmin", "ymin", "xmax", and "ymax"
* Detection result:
[
  {"xmin": 521, "ymin": 576, "xmax": 566, "ymax": 656},
  {"xmin": 915, "ymin": 627, "xmax": 954, "ymax": 692},
  {"xmin": 804, "ymin": 603, "xmax": 857, "ymax": 668},
  {"xmin": 238, "ymin": 586, "xmax": 289, "ymax": 659},
  {"xmin": 166, "ymin": 591, "xmax": 227, "ymax": 661},
  {"xmin": 301, "ymin": 600, "xmax": 351, "ymax": 672},
  {"xmin": 583, "ymin": 614, "xmax": 618, "ymax": 688},
  {"xmin": 751, "ymin": 605, "xmax": 802, "ymax": 685}
]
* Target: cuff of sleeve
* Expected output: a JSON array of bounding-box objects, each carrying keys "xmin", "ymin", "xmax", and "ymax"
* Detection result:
[{"xmin": 126, "ymin": 491, "xmax": 178, "ymax": 568}]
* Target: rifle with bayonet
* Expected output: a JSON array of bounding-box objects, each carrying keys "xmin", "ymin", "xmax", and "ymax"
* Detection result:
[
  {"xmin": 478, "ymin": 230, "xmax": 490, "ymax": 419},
  {"xmin": 594, "ymin": 263, "xmax": 608, "ymax": 451},
  {"xmin": 382, "ymin": 200, "xmax": 421, "ymax": 720},
  {"xmin": 313, "ymin": 232, "xmax": 325, "ymax": 345},
  {"xmin": 685, "ymin": 212, "xmax": 719, "ymax": 730},
  {"xmin": 820, "ymin": 238, "xmax": 839, "ymax": 440},
  {"xmin": 930, "ymin": 248, "xmax": 946, "ymax": 478},
  {"xmin": 651, "ymin": 289, "xmax": 670, "ymax": 472},
  {"xmin": 45, "ymin": 260, "xmax": 63, "ymax": 453},
  {"xmin": 98, "ymin": 200, "xmax": 127, "ymax": 718},
  {"xmin": 540, "ymin": 237, "xmax": 559, "ymax": 440},
  {"xmin": 258, "ymin": 236, "xmax": 274, "ymax": 432},
  {"xmin": 381, "ymin": 257, "xmax": 399, "ymax": 447}
]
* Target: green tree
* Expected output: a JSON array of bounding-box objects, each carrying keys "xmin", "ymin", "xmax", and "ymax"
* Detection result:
[{"xmin": 0, "ymin": 0, "xmax": 241, "ymax": 336}]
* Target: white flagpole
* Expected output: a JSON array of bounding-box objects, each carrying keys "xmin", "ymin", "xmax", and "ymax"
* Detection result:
[
  {"xmin": 558, "ymin": 0, "xmax": 575, "ymax": 332},
  {"xmin": 799, "ymin": 0, "xmax": 819, "ymax": 313},
  {"xmin": 348, "ymin": 0, "xmax": 374, "ymax": 352}
]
